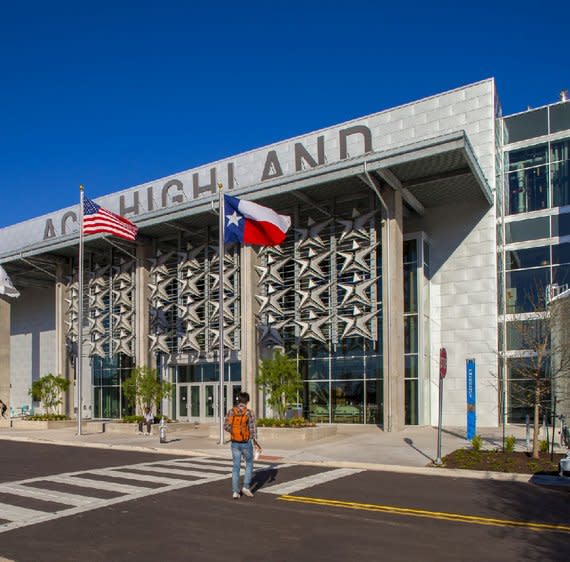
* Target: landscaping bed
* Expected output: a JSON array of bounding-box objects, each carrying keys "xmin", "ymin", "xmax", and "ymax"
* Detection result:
[{"xmin": 441, "ymin": 449, "xmax": 566, "ymax": 475}]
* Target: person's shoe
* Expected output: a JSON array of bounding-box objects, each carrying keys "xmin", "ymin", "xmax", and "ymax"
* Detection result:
[
  {"xmin": 241, "ymin": 488, "xmax": 254, "ymax": 497},
  {"xmin": 232, "ymin": 492, "xmax": 240, "ymax": 500}
]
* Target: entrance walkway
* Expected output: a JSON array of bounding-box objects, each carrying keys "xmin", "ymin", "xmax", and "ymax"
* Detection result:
[{"xmin": 0, "ymin": 422, "xmax": 533, "ymax": 469}]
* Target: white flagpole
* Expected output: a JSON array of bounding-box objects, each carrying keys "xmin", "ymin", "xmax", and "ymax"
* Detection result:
[
  {"xmin": 77, "ymin": 185, "xmax": 84, "ymax": 436},
  {"xmin": 218, "ymin": 183, "xmax": 225, "ymax": 445}
]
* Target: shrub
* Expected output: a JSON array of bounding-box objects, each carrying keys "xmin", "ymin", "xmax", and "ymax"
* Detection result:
[
  {"xmin": 505, "ymin": 435, "xmax": 517, "ymax": 453},
  {"xmin": 471, "ymin": 434, "xmax": 483, "ymax": 451},
  {"xmin": 26, "ymin": 414, "xmax": 69, "ymax": 421},
  {"xmin": 120, "ymin": 414, "xmax": 169, "ymax": 424},
  {"xmin": 257, "ymin": 417, "xmax": 315, "ymax": 428},
  {"xmin": 539, "ymin": 439, "xmax": 549, "ymax": 454},
  {"xmin": 121, "ymin": 415, "xmax": 144, "ymax": 424},
  {"xmin": 29, "ymin": 374, "xmax": 70, "ymax": 415}
]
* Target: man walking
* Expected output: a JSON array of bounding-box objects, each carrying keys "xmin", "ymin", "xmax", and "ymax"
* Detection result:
[{"xmin": 224, "ymin": 391, "xmax": 260, "ymax": 499}]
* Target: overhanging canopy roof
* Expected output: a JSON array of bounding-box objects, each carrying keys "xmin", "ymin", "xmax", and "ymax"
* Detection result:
[{"xmin": 0, "ymin": 130, "xmax": 492, "ymax": 287}]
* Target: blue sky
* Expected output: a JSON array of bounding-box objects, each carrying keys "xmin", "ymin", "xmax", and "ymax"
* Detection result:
[{"xmin": 0, "ymin": 0, "xmax": 567, "ymax": 227}]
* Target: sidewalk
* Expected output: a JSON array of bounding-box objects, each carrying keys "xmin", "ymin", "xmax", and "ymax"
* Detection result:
[{"xmin": 3, "ymin": 420, "xmax": 565, "ymax": 487}]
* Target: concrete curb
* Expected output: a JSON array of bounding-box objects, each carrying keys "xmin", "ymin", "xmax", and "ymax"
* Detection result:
[
  {"xmin": 0, "ymin": 433, "xmax": 230, "ymax": 459},
  {"xmin": 2, "ymin": 432, "xmax": 568, "ymax": 487}
]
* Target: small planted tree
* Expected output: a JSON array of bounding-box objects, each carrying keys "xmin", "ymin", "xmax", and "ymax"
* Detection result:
[
  {"xmin": 122, "ymin": 365, "xmax": 173, "ymax": 416},
  {"xmin": 256, "ymin": 349, "xmax": 302, "ymax": 420},
  {"xmin": 506, "ymin": 286, "xmax": 570, "ymax": 459},
  {"xmin": 29, "ymin": 374, "xmax": 70, "ymax": 415}
]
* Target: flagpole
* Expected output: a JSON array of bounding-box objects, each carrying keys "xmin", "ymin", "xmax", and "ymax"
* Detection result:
[
  {"xmin": 77, "ymin": 185, "xmax": 84, "ymax": 436},
  {"xmin": 218, "ymin": 183, "xmax": 225, "ymax": 445}
]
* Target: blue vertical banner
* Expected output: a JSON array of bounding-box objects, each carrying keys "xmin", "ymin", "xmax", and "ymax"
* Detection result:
[{"xmin": 466, "ymin": 359, "xmax": 476, "ymax": 440}]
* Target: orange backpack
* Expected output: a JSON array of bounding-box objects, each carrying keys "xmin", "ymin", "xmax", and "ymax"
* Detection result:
[{"xmin": 230, "ymin": 407, "xmax": 250, "ymax": 442}]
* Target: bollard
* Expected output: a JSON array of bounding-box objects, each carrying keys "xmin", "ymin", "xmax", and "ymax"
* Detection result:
[
  {"xmin": 560, "ymin": 453, "xmax": 570, "ymax": 478},
  {"xmin": 159, "ymin": 417, "xmax": 167, "ymax": 444}
]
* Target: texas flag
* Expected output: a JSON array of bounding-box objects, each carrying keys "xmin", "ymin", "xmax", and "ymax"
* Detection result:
[{"xmin": 224, "ymin": 195, "xmax": 291, "ymax": 246}]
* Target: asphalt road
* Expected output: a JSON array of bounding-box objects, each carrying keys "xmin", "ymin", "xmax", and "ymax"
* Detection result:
[{"xmin": 1, "ymin": 441, "xmax": 569, "ymax": 562}]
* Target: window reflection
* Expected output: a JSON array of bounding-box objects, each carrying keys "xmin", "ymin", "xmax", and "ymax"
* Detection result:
[
  {"xmin": 553, "ymin": 265, "xmax": 570, "ymax": 286},
  {"xmin": 92, "ymin": 353, "xmax": 133, "ymax": 419},
  {"xmin": 508, "ymin": 145, "xmax": 547, "ymax": 171},
  {"xmin": 305, "ymin": 381, "xmax": 329, "ymax": 423},
  {"xmin": 332, "ymin": 356, "xmax": 365, "ymax": 380},
  {"xmin": 552, "ymin": 213, "xmax": 570, "ymax": 237},
  {"xmin": 505, "ymin": 217, "xmax": 549, "ymax": 243},
  {"xmin": 300, "ymin": 358, "xmax": 329, "ymax": 380},
  {"xmin": 551, "ymin": 140, "xmax": 570, "ymax": 207},
  {"xmin": 508, "ymin": 165, "xmax": 548, "ymax": 214},
  {"xmin": 405, "ymin": 380, "xmax": 418, "ymax": 425},
  {"xmin": 506, "ymin": 246, "xmax": 550, "ymax": 270},
  {"xmin": 506, "ymin": 319, "xmax": 546, "ymax": 351},
  {"xmin": 404, "ymin": 315, "xmax": 418, "ymax": 353},
  {"xmin": 552, "ymin": 243, "xmax": 570, "ymax": 265},
  {"xmin": 507, "ymin": 357, "xmax": 550, "ymax": 423},
  {"xmin": 505, "ymin": 268, "xmax": 549, "ymax": 312},
  {"xmin": 365, "ymin": 380, "xmax": 382, "ymax": 425},
  {"xmin": 504, "ymin": 108, "xmax": 548, "ymax": 144},
  {"xmin": 550, "ymin": 103, "xmax": 570, "ymax": 134},
  {"xmin": 332, "ymin": 380, "xmax": 364, "ymax": 423}
]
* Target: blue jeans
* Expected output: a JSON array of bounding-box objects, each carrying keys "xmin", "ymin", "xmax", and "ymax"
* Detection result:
[{"xmin": 231, "ymin": 440, "xmax": 253, "ymax": 494}]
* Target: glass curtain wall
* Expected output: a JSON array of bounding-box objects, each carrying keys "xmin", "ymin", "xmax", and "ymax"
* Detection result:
[
  {"xmin": 404, "ymin": 239, "xmax": 419, "ymax": 425},
  {"xmin": 92, "ymin": 354, "xmax": 134, "ymax": 418},
  {"xmin": 500, "ymin": 101, "xmax": 570, "ymax": 422}
]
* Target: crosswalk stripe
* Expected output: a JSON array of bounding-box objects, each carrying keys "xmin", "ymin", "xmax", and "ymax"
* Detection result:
[
  {"xmin": 3, "ymin": 456, "xmax": 352, "ymax": 535},
  {"xmin": 0, "ymin": 502, "xmax": 48, "ymax": 523},
  {"xmin": 126, "ymin": 465, "xmax": 220, "ymax": 478},
  {"xmin": 0, "ymin": 484, "xmax": 99, "ymax": 507},
  {"xmin": 173, "ymin": 457, "xmax": 274, "ymax": 469},
  {"xmin": 174, "ymin": 458, "xmax": 234, "ymax": 466},
  {"xmin": 0, "ymin": 469, "xmax": 232, "ymax": 535},
  {"xmin": 259, "ymin": 468, "xmax": 364, "ymax": 495},
  {"xmin": 46, "ymin": 476, "xmax": 148, "ymax": 494},
  {"xmin": 92, "ymin": 469, "xmax": 192, "ymax": 486},
  {"xmin": 157, "ymin": 462, "xmax": 232, "ymax": 472}
]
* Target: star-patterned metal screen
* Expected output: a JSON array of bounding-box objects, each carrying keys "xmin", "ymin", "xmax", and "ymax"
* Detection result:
[{"xmin": 256, "ymin": 195, "xmax": 382, "ymax": 352}]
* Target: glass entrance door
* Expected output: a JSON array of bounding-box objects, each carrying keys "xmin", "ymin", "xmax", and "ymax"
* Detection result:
[
  {"xmin": 204, "ymin": 382, "xmax": 233, "ymax": 420},
  {"xmin": 178, "ymin": 383, "xmax": 240, "ymax": 422},
  {"xmin": 205, "ymin": 383, "xmax": 239, "ymax": 420},
  {"xmin": 178, "ymin": 384, "xmax": 201, "ymax": 421}
]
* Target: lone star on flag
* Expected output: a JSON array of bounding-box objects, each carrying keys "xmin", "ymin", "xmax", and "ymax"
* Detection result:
[{"xmin": 226, "ymin": 211, "xmax": 242, "ymax": 227}]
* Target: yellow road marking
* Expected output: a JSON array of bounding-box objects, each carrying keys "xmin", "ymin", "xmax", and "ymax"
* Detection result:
[{"xmin": 278, "ymin": 495, "xmax": 570, "ymax": 534}]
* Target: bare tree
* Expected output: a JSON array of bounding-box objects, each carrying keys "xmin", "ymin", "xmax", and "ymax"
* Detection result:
[{"xmin": 506, "ymin": 286, "xmax": 570, "ymax": 459}]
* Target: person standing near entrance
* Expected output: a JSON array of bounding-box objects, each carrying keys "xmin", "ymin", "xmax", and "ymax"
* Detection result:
[{"xmin": 224, "ymin": 391, "xmax": 261, "ymax": 499}]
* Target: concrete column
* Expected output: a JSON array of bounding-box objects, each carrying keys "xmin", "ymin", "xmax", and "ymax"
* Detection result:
[
  {"xmin": 240, "ymin": 245, "xmax": 260, "ymax": 414},
  {"xmin": 0, "ymin": 297, "xmax": 11, "ymax": 416},
  {"xmin": 382, "ymin": 188, "xmax": 405, "ymax": 431},
  {"xmin": 55, "ymin": 263, "xmax": 71, "ymax": 416},
  {"xmin": 135, "ymin": 244, "xmax": 151, "ymax": 368}
]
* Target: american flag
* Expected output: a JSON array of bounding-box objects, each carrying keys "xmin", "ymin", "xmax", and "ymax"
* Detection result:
[{"xmin": 83, "ymin": 198, "xmax": 138, "ymax": 241}]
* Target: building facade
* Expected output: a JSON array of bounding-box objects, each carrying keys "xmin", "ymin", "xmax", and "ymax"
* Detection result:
[{"xmin": 0, "ymin": 78, "xmax": 568, "ymax": 430}]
